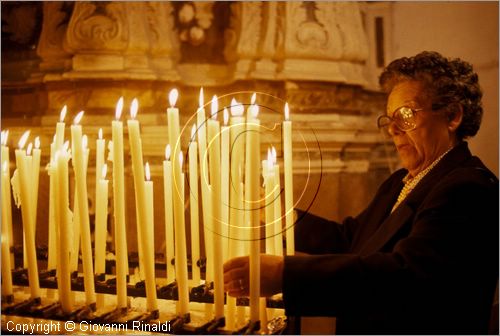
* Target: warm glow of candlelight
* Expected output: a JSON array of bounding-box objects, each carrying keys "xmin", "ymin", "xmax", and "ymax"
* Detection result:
[
  {"xmin": 285, "ymin": 102, "xmax": 290, "ymax": 121},
  {"xmin": 27, "ymin": 143, "xmax": 33, "ymax": 155},
  {"xmin": 145, "ymin": 162, "xmax": 151, "ymax": 181},
  {"xmin": 35, "ymin": 137, "xmax": 40, "ymax": 149},
  {"xmin": 267, "ymin": 148, "xmax": 273, "ymax": 172},
  {"xmin": 130, "ymin": 98, "xmax": 138, "ymax": 119},
  {"xmin": 230, "ymin": 98, "xmax": 244, "ymax": 117},
  {"xmin": 211, "ymin": 95, "xmax": 218, "ymax": 119},
  {"xmin": 272, "ymin": 146, "xmax": 277, "ymax": 164},
  {"xmin": 2, "ymin": 161, "xmax": 6, "ymax": 173},
  {"xmin": 116, "ymin": 97, "xmax": 124, "ymax": 120},
  {"xmin": 191, "ymin": 124, "xmax": 196, "ymax": 141},
  {"xmin": 63, "ymin": 141, "xmax": 70, "ymax": 151},
  {"xmin": 223, "ymin": 108, "xmax": 229, "ymax": 126},
  {"xmin": 82, "ymin": 135, "xmax": 88, "ymax": 149},
  {"xmin": 165, "ymin": 144, "xmax": 171, "ymax": 161},
  {"xmin": 169, "ymin": 89, "xmax": 179, "ymax": 107},
  {"xmin": 98, "ymin": 128, "xmax": 103, "ymax": 140},
  {"xmin": 60, "ymin": 105, "xmax": 67, "ymax": 122},
  {"xmin": 199, "ymin": 87, "xmax": 204, "ymax": 108},
  {"xmin": 74, "ymin": 111, "xmax": 84, "ymax": 125},
  {"xmin": 101, "ymin": 163, "xmax": 108, "ymax": 179},
  {"xmin": 251, "ymin": 92, "xmax": 256, "ymax": 105},
  {"xmin": 18, "ymin": 131, "xmax": 30, "ymax": 149},
  {"xmin": 1, "ymin": 130, "xmax": 8, "ymax": 145},
  {"xmin": 179, "ymin": 151, "xmax": 183, "ymax": 169}
]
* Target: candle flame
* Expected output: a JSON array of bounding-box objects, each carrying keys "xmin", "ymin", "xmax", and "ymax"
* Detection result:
[
  {"xmin": 284, "ymin": 102, "xmax": 290, "ymax": 121},
  {"xmin": 179, "ymin": 151, "xmax": 183, "ymax": 168},
  {"xmin": 18, "ymin": 130, "xmax": 30, "ymax": 149},
  {"xmin": 82, "ymin": 135, "xmax": 88, "ymax": 149},
  {"xmin": 251, "ymin": 92, "xmax": 256, "ymax": 105},
  {"xmin": 191, "ymin": 124, "xmax": 196, "ymax": 140},
  {"xmin": 130, "ymin": 98, "xmax": 138, "ymax": 119},
  {"xmin": 169, "ymin": 89, "xmax": 178, "ymax": 107},
  {"xmin": 35, "ymin": 136, "xmax": 40, "ymax": 149},
  {"xmin": 251, "ymin": 104, "xmax": 259, "ymax": 119},
  {"xmin": 145, "ymin": 162, "xmax": 151, "ymax": 181},
  {"xmin": 223, "ymin": 108, "xmax": 229, "ymax": 126},
  {"xmin": 267, "ymin": 148, "xmax": 273, "ymax": 171},
  {"xmin": 230, "ymin": 98, "xmax": 244, "ymax": 117},
  {"xmin": 115, "ymin": 97, "xmax": 124, "ymax": 120},
  {"xmin": 2, "ymin": 161, "xmax": 7, "ymax": 174},
  {"xmin": 199, "ymin": 87, "xmax": 204, "ymax": 108},
  {"xmin": 63, "ymin": 140, "xmax": 70, "ymax": 151},
  {"xmin": 98, "ymin": 128, "xmax": 103, "ymax": 140},
  {"xmin": 1, "ymin": 130, "xmax": 8, "ymax": 145},
  {"xmin": 60, "ymin": 105, "xmax": 67, "ymax": 122},
  {"xmin": 101, "ymin": 163, "xmax": 108, "ymax": 179},
  {"xmin": 165, "ymin": 144, "xmax": 171, "ymax": 160},
  {"xmin": 74, "ymin": 111, "xmax": 84, "ymax": 125},
  {"xmin": 272, "ymin": 146, "xmax": 277, "ymax": 164},
  {"xmin": 27, "ymin": 143, "xmax": 33, "ymax": 155},
  {"xmin": 211, "ymin": 95, "xmax": 218, "ymax": 120}
]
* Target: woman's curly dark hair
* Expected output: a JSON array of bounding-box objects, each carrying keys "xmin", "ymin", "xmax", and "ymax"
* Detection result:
[{"xmin": 379, "ymin": 51, "xmax": 483, "ymax": 140}]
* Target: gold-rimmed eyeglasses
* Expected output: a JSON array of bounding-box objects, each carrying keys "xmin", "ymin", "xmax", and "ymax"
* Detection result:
[{"xmin": 377, "ymin": 106, "xmax": 423, "ymax": 138}]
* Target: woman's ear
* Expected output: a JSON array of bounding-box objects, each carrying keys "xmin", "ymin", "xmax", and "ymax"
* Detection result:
[{"xmin": 447, "ymin": 104, "xmax": 463, "ymax": 132}]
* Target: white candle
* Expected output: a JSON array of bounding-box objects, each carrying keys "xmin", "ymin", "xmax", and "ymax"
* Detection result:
[
  {"xmin": 127, "ymin": 98, "xmax": 146, "ymax": 280},
  {"xmin": 23, "ymin": 143, "xmax": 33, "ymax": 269},
  {"xmin": 55, "ymin": 106, "xmax": 67, "ymax": 151},
  {"xmin": 207, "ymin": 96, "xmax": 224, "ymax": 319},
  {"xmin": 95, "ymin": 164, "xmax": 109, "ymax": 309},
  {"xmin": 1, "ymin": 131, "xmax": 14, "ymax": 262},
  {"xmin": 111, "ymin": 97, "xmax": 129, "ymax": 309},
  {"xmin": 264, "ymin": 149, "xmax": 275, "ymax": 255},
  {"xmin": 272, "ymin": 148, "xmax": 284, "ymax": 257},
  {"xmin": 221, "ymin": 108, "xmax": 230, "ymax": 263},
  {"xmin": 71, "ymin": 111, "xmax": 96, "ymax": 305},
  {"xmin": 32, "ymin": 137, "xmax": 41, "ymax": 226},
  {"xmin": 95, "ymin": 128, "xmax": 105, "ymax": 252},
  {"xmin": 188, "ymin": 126, "xmax": 201, "ymax": 285},
  {"xmin": 167, "ymin": 89, "xmax": 190, "ymax": 315},
  {"xmin": 245, "ymin": 103, "xmax": 261, "ymax": 322},
  {"xmin": 1, "ymin": 162, "xmax": 13, "ymax": 297},
  {"xmin": 14, "ymin": 131, "xmax": 41, "ymax": 299},
  {"xmin": 163, "ymin": 145, "xmax": 175, "ymax": 282},
  {"xmin": 55, "ymin": 145, "xmax": 74, "ymax": 312},
  {"xmin": 144, "ymin": 162, "xmax": 159, "ymax": 311},
  {"xmin": 196, "ymin": 88, "xmax": 213, "ymax": 285},
  {"xmin": 283, "ymin": 103, "xmax": 294, "ymax": 255},
  {"xmin": 226, "ymin": 99, "xmax": 246, "ymax": 330}
]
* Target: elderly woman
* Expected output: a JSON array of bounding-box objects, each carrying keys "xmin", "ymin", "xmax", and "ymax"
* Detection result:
[{"xmin": 223, "ymin": 51, "xmax": 498, "ymax": 334}]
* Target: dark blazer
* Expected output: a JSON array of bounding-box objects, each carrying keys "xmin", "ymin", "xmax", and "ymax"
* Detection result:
[{"xmin": 283, "ymin": 142, "xmax": 499, "ymax": 334}]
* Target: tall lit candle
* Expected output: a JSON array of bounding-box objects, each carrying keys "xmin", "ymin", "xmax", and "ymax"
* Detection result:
[
  {"xmin": 207, "ymin": 95, "xmax": 224, "ymax": 319},
  {"xmin": 167, "ymin": 89, "xmax": 190, "ymax": 315},
  {"xmin": 14, "ymin": 131, "xmax": 40, "ymax": 299},
  {"xmin": 245, "ymin": 103, "xmax": 261, "ymax": 322},
  {"xmin": 188, "ymin": 125, "xmax": 201, "ymax": 285},
  {"xmin": 1, "ymin": 131, "xmax": 13, "ymax": 259},
  {"xmin": 95, "ymin": 164, "xmax": 108, "ymax": 309},
  {"xmin": 163, "ymin": 145, "xmax": 175, "ymax": 282},
  {"xmin": 221, "ymin": 108, "xmax": 230, "ymax": 262},
  {"xmin": 1, "ymin": 162, "xmax": 13, "ymax": 298},
  {"xmin": 23, "ymin": 143, "xmax": 33, "ymax": 268},
  {"xmin": 55, "ymin": 106, "xmax": 67, "ymax": 151},
  {"xmin": 283, "ymin": 103, "xmax": 294, "ymax": 255},
  {"xmin": 144, "ymin": 162, "xmax": 158, "ymax": 311},
  {"xmin": 55, "ymin": 144, "xmax": 74, "ymax": 313},
  {"xmin": 272, "ymin": 147, "xmax": 284, "ymax": 257},
  {"xmin": 226, "ymin": 99, "xmax": 246, "ymax": 330},
  {"xmin": 264, "ymin": 149, "xmax": 275, "ymax": 255},
  {"xmin": 127, "ymin": 98, "xmax": 146, "ymax": 280},
  {"xmin": 71, "ymin": 111, "xmax": 96, "ymax": 306},
  {"xmin": 111, "ymin": 97, "xmax": 129, "ymax": 309},
  {"xmin": 197, "ymin": 88, "xmax": 213, "ymax": 285},
  {"xmin": 95, "ymin": 128, "xmax": 105, "ymax": 234}
]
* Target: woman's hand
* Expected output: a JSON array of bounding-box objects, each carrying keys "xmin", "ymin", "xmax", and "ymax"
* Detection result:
[{"xmin": 223, "ymin": 254, "xmax": 284, "ymax": 297}]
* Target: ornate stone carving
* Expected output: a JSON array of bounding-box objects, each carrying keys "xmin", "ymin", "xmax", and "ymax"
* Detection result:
[{"xmin": 37, "ymin": 2, "xmax": 73, "ymax": 73}]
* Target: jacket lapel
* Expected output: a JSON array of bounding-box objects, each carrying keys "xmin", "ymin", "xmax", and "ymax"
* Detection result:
[{"xmin": 358, "ymin": 142, "xmax": 472, "ymax": 256}]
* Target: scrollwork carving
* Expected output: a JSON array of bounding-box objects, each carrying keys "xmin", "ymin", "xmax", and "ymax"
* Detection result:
[{"xmin": 64, "ymin": 2, "xmax": 127, "ymax": 53}]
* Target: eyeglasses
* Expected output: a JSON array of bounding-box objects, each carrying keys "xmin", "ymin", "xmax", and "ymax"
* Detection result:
[{"xmin": 377, "ymin": 106, "xmax": 423, "ymax": 138}]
